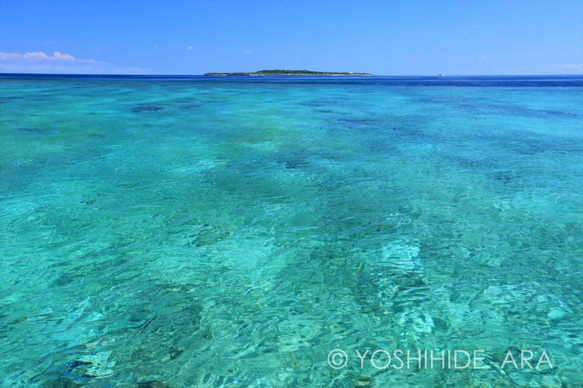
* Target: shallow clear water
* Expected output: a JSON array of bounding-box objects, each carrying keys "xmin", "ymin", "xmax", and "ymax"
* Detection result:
[{"xmin": 1, "ymin": 74, "xmax": 582, "ymax": 387}]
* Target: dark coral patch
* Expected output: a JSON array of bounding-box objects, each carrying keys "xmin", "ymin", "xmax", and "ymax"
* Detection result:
[{"xmin": 131, "ymin": 105, "xmax": 163, "ymax": 113}]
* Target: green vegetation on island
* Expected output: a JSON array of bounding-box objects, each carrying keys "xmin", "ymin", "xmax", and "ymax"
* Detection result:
[{"xmin": 204, "ymin": 69, "xmax": 373, "ymax": 76}]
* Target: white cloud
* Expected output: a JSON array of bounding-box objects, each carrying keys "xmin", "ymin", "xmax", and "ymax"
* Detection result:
[
  {"xmin": 23, "ymin": 51, "xmax": 49, "ymax": 60},
  {"xmin": 53, "ymin": 52, "xmax": 76, "ymax": 61},
  {"xmin": 0, "ymin": 50, "xmax": 152, "ymax": 74},
  {"xmin": 1, "ymin": 51, "xmax": 99, "ymax": 64},
  {"xmin": 244, "ymin": 50, "xmax": 253, "ymax": 55},
  {"xmin": 0, "ymin": 52, "xmax": 20, "ymax": 60},
  {"xmin": 558, "ymin": 63, "xmax": 583, "ymax": 69},
  {"xmin": 187, "ymin": 46, "xmax": 193, "ymax": 50}
]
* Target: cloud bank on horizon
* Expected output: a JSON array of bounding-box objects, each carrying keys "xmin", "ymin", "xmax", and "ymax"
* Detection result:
[
  {"xmin": 2, "ymin": 50, "xmax": 580, "ymax": 75},
  {"xmin": 0, "ymin": 51, "xmax": 151, "ymax": 74}
]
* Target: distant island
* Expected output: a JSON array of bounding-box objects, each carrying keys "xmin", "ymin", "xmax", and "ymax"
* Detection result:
[{"xmin": 204, "ymin": 69, "xmax": 373, "ymax": 76}]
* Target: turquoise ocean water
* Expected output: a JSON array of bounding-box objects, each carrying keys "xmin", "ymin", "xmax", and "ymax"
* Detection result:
[{"xmin": 1, "ymin": 74, "xmax": 582, "ymax": 387}]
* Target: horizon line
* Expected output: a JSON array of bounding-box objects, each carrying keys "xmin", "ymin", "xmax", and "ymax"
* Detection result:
[{"xmin": 1, "ymin": 72, "xmax": 582, "ymax": 78}]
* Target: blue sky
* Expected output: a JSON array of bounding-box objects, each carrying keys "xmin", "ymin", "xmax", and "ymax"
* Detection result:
[{"xmin": 0, "ymin": 0, "xmax": 581, "ymax": 75}]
